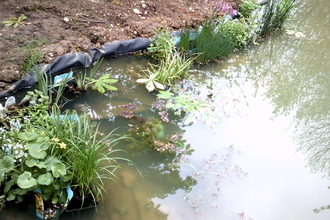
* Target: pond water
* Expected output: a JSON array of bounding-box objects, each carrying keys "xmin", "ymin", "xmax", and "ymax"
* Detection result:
[{"xmin": 2, "ymin": 0, "xmax": 330, "ymax": 219}]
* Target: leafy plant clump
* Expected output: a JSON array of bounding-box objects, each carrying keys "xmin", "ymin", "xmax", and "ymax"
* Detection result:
[
  {"xmin": 74, "ymin": 58, "xmax": 118, "ymax": 94},
  {"xmin": 194, "ymin": 21, "xmax": 234, "ymax": 63},
  {"xmin": 3, "ymin": 14, "xmax": 27, "ymax": 28},
  {"xmin": 239, "ymin": 0, "xmax": 261, "ymax": 18},
  {"xmin": 260, "ymin": 0, "xmax": 297, "ymax": 37}
]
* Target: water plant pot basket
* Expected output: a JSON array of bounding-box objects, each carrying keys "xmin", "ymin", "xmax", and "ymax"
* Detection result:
[
  {"xmin": 34, "ymin": 192, "xmax": 61, "ymax": 220},
  {"xmin": 64, "ymin": 188, "xmax": 99, "ymax": 212}
]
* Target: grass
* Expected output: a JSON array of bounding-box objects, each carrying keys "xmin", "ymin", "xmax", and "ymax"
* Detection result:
[
  {"xmin": 195, "ymin": 21, "xmax": 234, "ymax": 63},
  {"xmin": 63, "ymin": 112, "xmax": 132, "ymax": 203},
  {"xmin": 260, "ymin": 0, "xmax": 297, "ymax": 37}
]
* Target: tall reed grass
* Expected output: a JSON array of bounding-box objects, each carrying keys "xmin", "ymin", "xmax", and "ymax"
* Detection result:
[
  {"xmin": 195, "ymin": 21, "xmax": 234, "ymax": 63},
  {"xmin": 260, "ymin": 0, "xmax": 296, "ymax": 36}
]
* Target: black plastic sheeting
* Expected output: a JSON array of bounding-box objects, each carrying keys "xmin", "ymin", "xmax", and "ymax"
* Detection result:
[{"xmin": 0, "ymin": 37, "xmax": 151, "ymax": 100}]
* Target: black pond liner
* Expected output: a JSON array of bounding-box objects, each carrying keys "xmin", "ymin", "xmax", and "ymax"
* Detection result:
[{"xmin": 0, "ymin": 37, "xmax": 152, "ymax": 100}]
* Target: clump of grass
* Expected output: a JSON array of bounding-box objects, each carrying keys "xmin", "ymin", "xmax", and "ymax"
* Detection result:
[
  {"xmin": 195, "ymin": 21, "xmax": 234, "ymax": 63},
  {"xmin": 260, "ymin": 0, "xmax": 297, "ymax": 37}
]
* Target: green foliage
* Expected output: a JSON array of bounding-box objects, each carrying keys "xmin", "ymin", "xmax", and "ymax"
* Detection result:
[
  {"xmin": 0, "ymin": 102, "xmax": 132, "ymax": 210},
  {"xmin": 75, "ymin": 58, "xmax": 118, "ymax": 94},
  {"xmin": 124, "ymin": 117, "xmax": 185, "ymax": 153},
  {"xmin": 157, "ymin": 90, "xmax": 210, "ymax": 125},
  {"xmin": 260, "ymin": 0, "xmax": 297, "ymax": 37},
  {"xmin": 3, "ymin": 14, "xmax": 27, "ymax": 28},
  {"xmin": 239, "ymin": 0, "xmax": 261, "ymax": 18},
  {"xmin": 195, "ymin": 21, "xmax": 234, "ymax": 63},
  {"xmin": 179, "ymin": 27, "xmax": 194, "ymax": 52},
  {"xmin": 61, "ymin": 112, "xmax": 131, "ymax": 202},
  {"xmin": 137, "ymin": 52, "xmax": 194, "ymax": 92},
  {"xmin": 148, "ymin": 28, "xmax": 176, "ymax": 62},
  {"xmin": 219, "ymin": 18, "xmax": 252, "ymax": 48},
  {"xmin": 21, "ymin": 50, "xmax": 43, "ymax": 74}
]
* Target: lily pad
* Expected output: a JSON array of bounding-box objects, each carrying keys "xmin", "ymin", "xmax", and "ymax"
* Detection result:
[{"xmin": 17, "ymin": 171, "xmax": 37, "ymax": 189}]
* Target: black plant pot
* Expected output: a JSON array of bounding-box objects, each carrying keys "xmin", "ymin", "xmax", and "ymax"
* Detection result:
[{"xmin": 65, "ymin": 188, "xmax": 99, "ymax": 212}]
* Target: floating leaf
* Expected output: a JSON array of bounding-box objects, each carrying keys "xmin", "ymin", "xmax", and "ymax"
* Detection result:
[
  {"xmin": 157, "ymin": 91, "xmax": 174, "ymax": 99},
  {"xmin": 17, "ymin": 171, "xmax": 37, "ymax": 189},
  {"xmin": 146, "ymin": 81, "xmax": 155, "ymax": 92},
  {"xmin": 182, "ymin": 111, "xmax": 198, "ymax": 125},
  {"xmin": 37, "ymin": 173, "xmax": 54, "ymax": 185}
]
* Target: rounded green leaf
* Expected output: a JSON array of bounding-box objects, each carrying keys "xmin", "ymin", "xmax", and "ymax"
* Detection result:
[
  {"xmin": 28, "ymin": 144, "xmax": 47, "ymax": 159},
  {"xmin": 37, "ymin": 173, "xmax": 54, "ymax": 185},
  {"xmin": 17, "ymin": 171, "xmax": 37, "ymax": 189},
  {"xmin": 51, "ymin": 162, "xmax": 66, "ymax": 178},
  {"xmin": 0, "ymin": 156, "xmax": 15, "ymax": 172},
  {"xmin": 25, "ymin": 158, "xmax": 39, "ymax": 168},
  {"xmin": 17, "ymin": 132, "xmax": 38, "ymax": 141}
]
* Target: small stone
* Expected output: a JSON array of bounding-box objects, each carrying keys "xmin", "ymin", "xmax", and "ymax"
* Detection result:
[
  {"xmin": 133, "ymin": 8, "xmax": 142, "ymax": 14},
  {"xmin": 63, "ymin": 17, "xmax": 70, "ymax": 22}
]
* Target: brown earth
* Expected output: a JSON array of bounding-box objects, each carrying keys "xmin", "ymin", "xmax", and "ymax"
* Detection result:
[{"xmin": 0, "ymin": 0, "xmax": 241, "ymax": 93}]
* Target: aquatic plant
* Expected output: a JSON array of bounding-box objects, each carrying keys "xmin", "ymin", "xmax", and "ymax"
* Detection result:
[
  {"xmin": 64, "ymin": 112, "xmax": 131, "ymax": 203},
  {"xmin": 239, "ymin": 0, "xmax": 261, "ymax": 18},
  {"xmin": 75, "ymin": 58, "xmax": 118, "ymax": 94},
  {"xmin": 156, "ymin": 77, "xmax": 246, "ymax": 127},
  {"xmin": 147, "ymin": 28, "xmax": 176, "ymax": 62},
  {"xmin": 177, "ymin": 146, "xmax": 247, "ymax": 215},
  {"xmin": 137, "ymin": 52, "xmax": 194, "ymax": 92},
  {"xmin": 259, "ymin": 0, "xmax": 297, "ymax": 37},
  {"xmin": 195, "ymin": 20, "xmax": 234, "ymax": 63},
  {"xmin": 0, "ymin": 101, "xmax": 133, "ymax": 212}
]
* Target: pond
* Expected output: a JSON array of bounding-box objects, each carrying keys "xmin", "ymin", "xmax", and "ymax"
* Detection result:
[{"xmin": 2, "ymin": 0, "xmax": 330, "ymax": 220}]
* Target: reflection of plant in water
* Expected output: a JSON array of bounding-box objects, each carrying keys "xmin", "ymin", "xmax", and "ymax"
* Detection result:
[
  {"xmin": 119, "ymin": 103, "xmax": 188, "ymax": 153},
  {"xmin": 172, "ymin": 145, "xmax": 248, "ymax": 215},
  {"xmin": 126, "ymin": 117, "xmax": 184, "ymax": 153}
]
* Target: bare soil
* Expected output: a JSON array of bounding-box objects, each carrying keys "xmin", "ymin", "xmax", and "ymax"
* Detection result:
[{"xmin": 0, "ymin": 0, "xmax": 241, "ymax": 92}]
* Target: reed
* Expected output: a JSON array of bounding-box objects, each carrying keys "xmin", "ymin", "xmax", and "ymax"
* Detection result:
[
  {"xmin": 195, "ymin": 21, "xmax": 234, "ymax": 63},
  {"xmin": 260, "ymin": 0, "xmax": 296, "ymax": 37}
]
